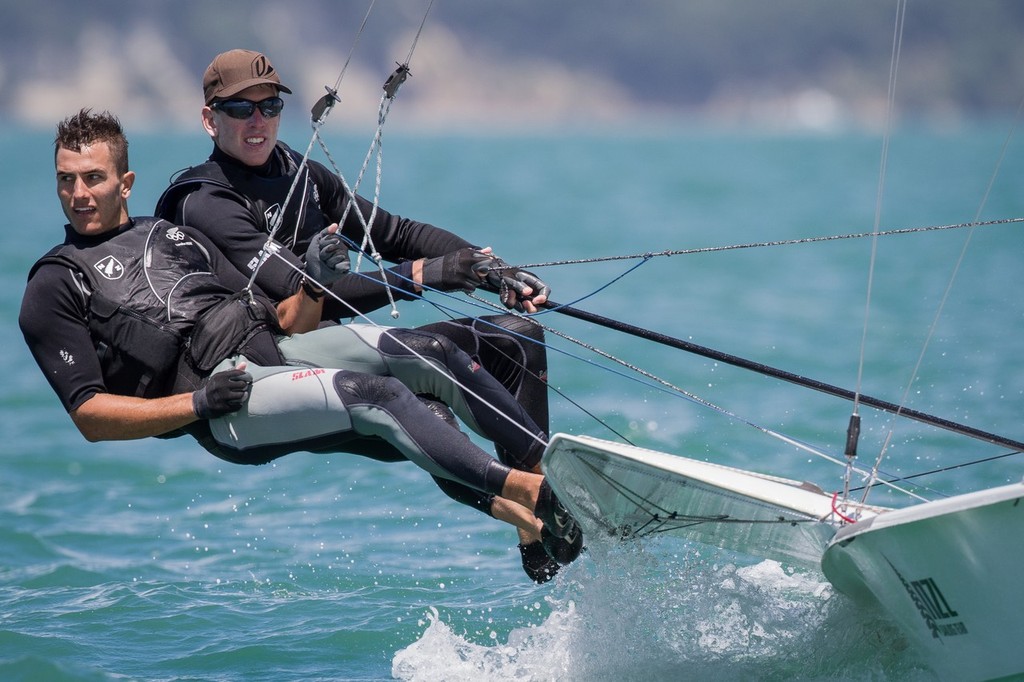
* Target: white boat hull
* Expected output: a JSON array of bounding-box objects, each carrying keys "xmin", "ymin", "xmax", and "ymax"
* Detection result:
[
  {"xmin": 821, "ymin": 482, "xmax": 1024, "ymax": 682},
  {"xmin": 542, "ymin": 433, "xmax": 885, "ymax": 569}
]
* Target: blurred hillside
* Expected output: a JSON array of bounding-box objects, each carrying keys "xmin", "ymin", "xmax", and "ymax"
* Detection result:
[{"xmin": 3, "ymin": 0, "xmax": 1023, "ymax": 131}]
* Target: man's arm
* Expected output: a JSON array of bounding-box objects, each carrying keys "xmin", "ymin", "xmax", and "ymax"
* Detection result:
[
  {"xmin": 70, "ymin": 363, "xmax": 253, "ymax": 442},
  {"xmin": 21, "ymin": 259, "xmax": 252, "ymax": 444},
  {"xmin": 22, "ymin": 269, "xmax": 198, "ymax": 442},
  {"xmin": 311, "ymin": 163, "xmax": 476, "ymax": 315},
  {"xmin": 276, "ymin": 288, "xmax": 323, "ymax": 334},
  {"xmin": 279, "ymin": 223, "xmax": 348, "ymax": 332},
  {"xmin": 315, "ymin": 166, "xmax": 550, "ymax": 314},
  {"xmin": 70, "ymin": 392, "xmax": 198, "ymax": 442}
]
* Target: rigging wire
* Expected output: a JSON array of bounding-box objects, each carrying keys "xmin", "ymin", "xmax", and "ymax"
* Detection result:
[
  {"xmin": 314, "ymin": 0, "xmax": 437, "ymax": 319},
  {"xmin": 460, "ymin": 293, "xmax": 931, "ymax": 506},
  {"xmin": 510, "ymin": 216, "xmax": 1023, "ymax": 271},
  {"xmin": 242, "ymin": 0, "xmax": 379, "ymax": 296},
  {"xmin": 843, "ymin": 0, "xmax": 906, "ymax": 505},
  {"xmin": 860, "ymin": 88, "xmax": 1024, "ymax": 506},
  {"xmin": 329, "ymin": 0, "xmax": 378, "ymax": 96},
  {"xmin": 270, "ymin": 254, "xmax": 549, "ymax": 453},
  {"xmin": 851, "ymin": 446, "xmax": 1023, "ymax": 495},
  {"xmin": 243, "ymin": 0, "xmax": 436, "ymax": 319}
]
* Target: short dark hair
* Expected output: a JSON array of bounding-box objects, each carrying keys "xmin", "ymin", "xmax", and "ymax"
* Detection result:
[{"xmin": 54, "ymin": 109, "xmax": 129, "ymax": 175}]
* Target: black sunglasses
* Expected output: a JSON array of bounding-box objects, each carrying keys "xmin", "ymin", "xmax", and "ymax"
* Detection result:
[{"xmin": 211, "ymin": 97, "xmax": 284, "ymax": 120}]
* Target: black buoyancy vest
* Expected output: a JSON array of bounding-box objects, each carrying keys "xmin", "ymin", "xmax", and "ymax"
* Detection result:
[
  {"xmin": 155, "ymin": 143, "xmax": 328, "ymax": 251},
  {"xmin": 31, "ymin": 218, "xmax": 241, "ymax": 398}
]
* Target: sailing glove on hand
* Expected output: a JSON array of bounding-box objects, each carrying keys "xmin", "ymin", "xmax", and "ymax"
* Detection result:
[
  {"xmin": 482, "ymin": 257, "xmax": 551, "ymax": 311},
  {"xmin": 304, "ymin": 226, "xmax": 349, "ymax": 288},
  {"xmin": 193, "ymin": 368, "xmax": 253, "ymax": 419},
  {"xmin": 420, "ymin": 248, "xmax": 495, "ymax": 292}
]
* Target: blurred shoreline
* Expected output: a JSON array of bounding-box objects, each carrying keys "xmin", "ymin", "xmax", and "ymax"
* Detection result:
[{"xmin": 5, "ymin": 1, "xmax": 1023, "ymax": 134}]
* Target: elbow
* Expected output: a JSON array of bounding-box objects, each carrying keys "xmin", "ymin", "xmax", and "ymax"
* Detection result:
[
  {"xmin": 73, "ymin": 420, "xmax": 106, "ymax": 443},
  {"xmin": 69, "ymin": 407, "xmax": 108, "ymax": 443},
  {"xmin": 80, "ymin": 430, "xmax": 104, "ymax": 443}
]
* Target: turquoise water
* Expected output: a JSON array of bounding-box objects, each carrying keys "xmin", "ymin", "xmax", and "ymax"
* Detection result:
[{"xmin": 3, "ymin": 122, "xmax": 1023, "ymax": 681}]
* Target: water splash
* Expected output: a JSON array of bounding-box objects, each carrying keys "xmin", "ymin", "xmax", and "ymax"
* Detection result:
[{"xmin": 393, "ymin": 537, "xmax": 936, "ymax": 681}]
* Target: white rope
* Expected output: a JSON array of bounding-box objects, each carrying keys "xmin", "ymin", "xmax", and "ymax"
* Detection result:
[
  {"xmin": 242, "ymin": 0, "xmax": 379, "ymax": 295},
  {"xmin": 310, "ymin": 0, "xmax": 437, "ymax": 320}
]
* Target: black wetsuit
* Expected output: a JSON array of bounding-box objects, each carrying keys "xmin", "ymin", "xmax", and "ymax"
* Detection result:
[{"xmin": 155, "ymin": 143, "xmax": 550, "ymax": 453}]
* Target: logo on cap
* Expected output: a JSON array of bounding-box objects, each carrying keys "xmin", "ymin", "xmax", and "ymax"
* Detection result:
[{"xmin": 252, "ymin": 54, "xmax": 275, "ymax": 79}]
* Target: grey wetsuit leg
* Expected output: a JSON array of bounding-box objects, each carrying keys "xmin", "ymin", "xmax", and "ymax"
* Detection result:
[{"xmin": 208, "ymin": 358, "xmax": 510, "ymax": 496}]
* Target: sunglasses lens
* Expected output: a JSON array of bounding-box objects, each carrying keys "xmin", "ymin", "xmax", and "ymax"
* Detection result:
[
  {"xmin": 216, "ymin": 101, "xmax": 255, "ymax": 119},
  {"xmin": 215, "ymin": 98, "xmax": 283, "ymax": 119},
  {"xmin": 258, "ymin": 98, "xmax": 284, "ymax": 118}
]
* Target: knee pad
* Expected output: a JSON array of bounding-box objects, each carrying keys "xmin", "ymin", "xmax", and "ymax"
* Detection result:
[
  {"xmin": 378, "ymin": 328, "xmax": 460, "ymax": 365},
  {"xmin": 480, "ymin": 313, "xmax": 545, "ymax": 344},
  {"xmin": 333, "ymin": 370, "xmax": 403, "ymax": 406},
  {"xmin": 417, "ymin": 395, "xmax": 460, "ymax": 429}
]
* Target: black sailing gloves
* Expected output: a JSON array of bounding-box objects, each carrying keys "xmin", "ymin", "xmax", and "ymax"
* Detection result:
[
  {"xmin": 421, "ymin": 248, "xmax": 551, "ymax": 313},
  {"xmin": 193, "ymin": 368, "xmax": 253, "ymax": 419},
  {"xmin": 420, "ymin": 247, "xmax": 494, "ymax": 292},
  {"xmin": 482, "ymin": 256, "xmax": 551, "ymax": 313},
  {"xmin": 304, "ymin": 225, "xmax": 350, "ymax": 288}
]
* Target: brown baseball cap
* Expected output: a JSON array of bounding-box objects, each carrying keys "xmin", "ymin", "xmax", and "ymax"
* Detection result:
[{"xmin": 203, "ymin": 49, "xmax": 293, "ymax": 104}]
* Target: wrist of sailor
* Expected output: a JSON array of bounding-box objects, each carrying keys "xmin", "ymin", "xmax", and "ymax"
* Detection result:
[
  {"xmin": 300, "ymin": 276, "xmax": 325, "ymax": 301},
  {"xmin": 412, "ymin": 258, "xmax": 424, "ymax": 292}
]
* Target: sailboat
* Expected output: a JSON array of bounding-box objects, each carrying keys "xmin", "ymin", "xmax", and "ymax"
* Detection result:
[
  {"xmin": 542, "ymin": 429, "xmax": 1023, "ymax": 682},
  {"xmin": 538, "ymin": 227, "xmax": 1024, "ymax": 681}
]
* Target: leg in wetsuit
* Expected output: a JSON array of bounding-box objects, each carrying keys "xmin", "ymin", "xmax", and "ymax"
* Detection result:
[
  {"xmin": 204, "ymin": 359, "xmax": 516, "ymax": 499},
  {"xmin": 268, "ymin": 315, "xmax": 548, "ymax": 518},
  {"xmin": 379, "ymin": 317, "xmax": 566, "ymax": 582},
  {"xmin": 232, "ymin": 321, "xmax": 574, "ymax": 581},
  {"xmin": 275, "ymin": 320, "xmax": 549, "ymax": 501},
  {"xmin": 415, "ymin": 314, "xmax": 549, "ymax": 468}
]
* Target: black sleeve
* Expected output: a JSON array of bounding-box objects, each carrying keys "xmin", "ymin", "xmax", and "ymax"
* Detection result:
[
  {"xmin": 311, "ymin": 162, "xmax": 476, "ymax": 315},
  {"xmin": 19, "ymin": 264, "xmax": 108, "ymax": 412},
  {"xmin": 175, "ymin": 185, "xmax": 305, "ymax": 302}
]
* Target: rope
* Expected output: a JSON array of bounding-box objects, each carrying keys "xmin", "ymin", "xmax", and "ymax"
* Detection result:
[
  {"xmin": 453, "ymin": 292, "xmax": 927, "ymax": 504},
  {"xmin": 245, "ymin": 0, "xmax": 435, "ymax": 320},
  {"xmin": 510, "ymin": 216, "xmax": 1023, "ymax": 271},
  {"xmin": 242, "ymin": 0, "xmax": 379, "ymax": 296},
  {"xmin": 328, "ymin": 0, "xmax": 378, "ymax": 97},
  {"xmin": 311, "ymin": 0, "xmax": 437, "ymax": 320},
  {"xmin": 273, "ymin": 254, "xmax": 549, "ymax": 454}
]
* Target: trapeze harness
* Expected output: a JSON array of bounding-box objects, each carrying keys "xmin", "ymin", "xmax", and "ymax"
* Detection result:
[{"xmin": 28, "ymin": 218, "xmax": 283, "ymax": 400}]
